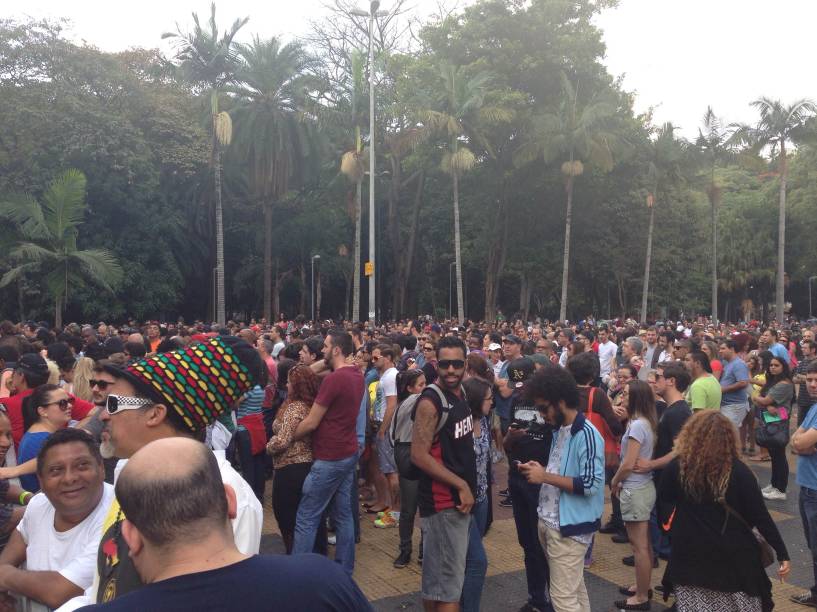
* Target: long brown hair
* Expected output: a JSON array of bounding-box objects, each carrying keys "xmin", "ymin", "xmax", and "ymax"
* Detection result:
[
  {"xmin": 675, "ymin": 410, "xmax": 738, "ymax": 502},
  {"xmin": 625, "ymin": 380, "xmax": 657, "ymax": 432}
]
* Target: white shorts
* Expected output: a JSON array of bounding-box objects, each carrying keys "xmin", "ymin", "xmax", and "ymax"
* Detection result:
[{"xmin": 720, "ymin": 402, "xmax": 749, "ymax": 428}]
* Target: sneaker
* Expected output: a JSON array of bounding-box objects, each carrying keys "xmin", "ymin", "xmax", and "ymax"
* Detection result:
[
  {"xmin": 517, "ymin": 604, "xmax": 545, "ymax": 612},
  {"xmin": 499, "ymin": 488, "xmax": 510, "ymax": 497},
  {"xmin": 374, "ymin": 513, "xmax": 398, "ymax": 528},
  {"xmin": 611, "ymin": 532, "xmax": 630, "ymax": 544},
  {"xmin": 762, "ymin": 487, "xmax": 787, "ymax": 500},
  {"xmin": 327, "ymin": 535, "xmax": 337, "ymax": 545},
  {"xmin": 761, "ymin": 484, "xmax": 774, "ymax": 494},
  {"xmin": 393, "ymin": 551, "xmax": 411, "ymax": 568},
  {"xmin": 499, "ymin": 497, "xmax": 513, "ymax": 508},
  {"xmin": 600, "ymin": 521, "xmax": 625, "ymax": 534},
  {"xmin": 789, "ymin": 592, "xmax": 817, "ymax": 607}
]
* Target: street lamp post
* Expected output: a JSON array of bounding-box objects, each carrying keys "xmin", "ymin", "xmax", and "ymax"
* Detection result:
[
  {"xmin": 351, "ymin": 1, "xmax": 386, "ymax": 325},
  {"xmin": 311, "ymin": 254, "xmax": 321, "ymax": 322},
  {"xmin": 809, "ymin": 275, "xmax": 817, "ymax": 319}
]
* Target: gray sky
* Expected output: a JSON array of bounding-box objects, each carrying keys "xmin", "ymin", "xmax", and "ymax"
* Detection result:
[{"xmin": 9, "ymin": 0, "xmax": 817, "ymax": 138}]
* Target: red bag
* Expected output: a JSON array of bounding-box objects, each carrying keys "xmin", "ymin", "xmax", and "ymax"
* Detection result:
[
  {"xmin": 238, "ymin": 413, "xmax": 267, "ymax": 455},
  {"xmin": 585, "ymin": 388, "xmax": 620, "ymax": 468}
]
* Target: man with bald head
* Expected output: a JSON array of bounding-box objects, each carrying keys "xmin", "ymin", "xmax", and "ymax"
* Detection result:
[{"xmin": 75, "ymin": 438, "xmax": 371, "ymax": 612}]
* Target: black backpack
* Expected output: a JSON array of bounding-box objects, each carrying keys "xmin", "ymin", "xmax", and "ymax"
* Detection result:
[{"xmin": 392, "ymin": 383, "xmax": 462, "ymax": 481}]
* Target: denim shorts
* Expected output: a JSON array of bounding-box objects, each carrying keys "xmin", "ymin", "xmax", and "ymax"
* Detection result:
[
  {"xmin": 621, "ymin": 481, "xmax": 656, "ymax": 522},
  {"xmin": 421, "ymin": 508, "xmax": 471, "ymax": 601},
  {"xmin": 375, "ymin": 432, "xmax": 397, "ymax": 475}
]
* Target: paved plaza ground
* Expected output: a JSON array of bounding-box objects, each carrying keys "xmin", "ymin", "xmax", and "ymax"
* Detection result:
[{"xmin": 259, "ymin": 450, "xmax": 812, "ymax": 611}]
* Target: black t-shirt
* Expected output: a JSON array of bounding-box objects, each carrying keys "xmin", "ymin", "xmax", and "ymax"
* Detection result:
[
  {"xmin": 77, "ymin": 554, "xmax": 372, "ymax": 612},
  {"xmin": 654, "ymin": 399, "xmax": 691, "ymax": 485},
  {"xmin": 507, "ymin": 386, "xmax": 553, "ymax": 478},
  {"xmin": 415, "ymin": 386, "xmax": 477, "ymax": 518},
  {"xmin": 655, "ymin": 399, "xmax": 668, "ymax": 422}
]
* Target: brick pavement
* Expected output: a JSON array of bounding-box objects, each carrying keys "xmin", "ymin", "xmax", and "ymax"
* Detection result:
[{"xmin": 258, "ymin": 450, "xmax": 815, "ymax": 611}]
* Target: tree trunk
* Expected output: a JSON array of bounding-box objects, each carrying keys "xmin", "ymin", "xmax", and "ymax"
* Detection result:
[
  {"xmin": 299, "ymin": 264, "xmax": 306, "ymax": 318},
  {"xmin": 352, "ymin": 179, "xmax": 362, "ymax": 322},
  {"xmin": 316, "ymin": 269, "xmax": 322, "ymax": 321},
  {"xmin": 388, "ymin": 155, "xmax": 403, "ymax": 318},
  {"xmin": 640, "ymin": 203, "xmax": 655, "ymax": 324},
  {"xmin": 396, "ymin": 171, "xmax": 424, "ymax": 318},
  {"xmin": 484, "ymin": 183, "xmax": 509, "ymax": 322},
  {"xmin": 273, "ymin": 258, "xmax": 281, "ymax": 321},
  {"xmin": 453, "ymin": 171, "xmax": 465, "ymax": 324},
  {"xmin": 263, "ymin": 202, "xmax": 273, "ymax": 322},
  {"xmin": 711, "ymin": 174, "xmax": 719, "ymax": 323},
  {"xmin": 776, "ymin": 144, "xmax": 787, "ymax": 324},
  {"xmin": 558, "ymin": 174, "xmax": 575, "ymax": 322},
  {"xmin": 17, "ymin": 278, "xmax": 24, "ymax": 322},
  {"xmin": 519, "ymin": 271, "xmax": 531, "ymax": 322},
  {"xmin": 214, "ymin": 144, "xmax": 226, "ymax": 326},
  {"xmin": 55, "ymin": 293, "xmax": 62, "ymax": 330}
]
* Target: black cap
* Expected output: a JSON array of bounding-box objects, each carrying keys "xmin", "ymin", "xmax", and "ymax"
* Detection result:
[
  {"xmin": 504, "ymin": 334, "xmax": 523, "ymax": 345},
  {"xmin": 17, "ymin": 353, "xmax": 49, "ymax": 377},
  {"xmin": 507, "ymin": 358, "xmax": 534, "ymax": 388}
]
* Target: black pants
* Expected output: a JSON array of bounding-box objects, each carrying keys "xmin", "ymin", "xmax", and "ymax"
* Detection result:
[
  {"xmin": 509, "ymin": 475, "xmax": 550, "ymax": 609},
  {"xmin": 769, "ymin": 445, "xmax": 789, "ymax": 492},
  {"xmin": 398, "ymin": 475, "xmax": 419, "ymax": 554},
  {"xmin": 236, "ymin": 429, "xmax": 266, "ymax": 502},
  {"xmin": 606, "ymin": 465, "xmax": 623, "ymax": 528},
  {"xmin": 273, "ymin": 462, "xmax": 327, "ymax": 554}
]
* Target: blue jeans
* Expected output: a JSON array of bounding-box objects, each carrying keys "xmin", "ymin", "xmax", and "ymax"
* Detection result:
[
  {"xmin": 509, "ymin": 475, "xmax": 552, "ymax": 610},
  {"xmin": 461, "ymin": 497, "xmax": 489, "ymax": 612},
  {"xmin": 293, "ymin": 453, "xmax": 357, "ymax": 574},
  {"xmin": 800, "ymin": 485, "xmax": 817, "ymax": 597}
]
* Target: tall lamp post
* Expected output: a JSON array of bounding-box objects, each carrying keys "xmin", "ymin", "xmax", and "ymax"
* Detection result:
[
  {"xmin": 351, "ymin": 1, "xmax": 387, "ymax": 325},
  {"xmin": 311, "ymin": 254, "xmax": 321, "ymax": 322}
]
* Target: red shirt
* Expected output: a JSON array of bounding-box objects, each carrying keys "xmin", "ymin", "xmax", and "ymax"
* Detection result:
[{"xmin": 312, "ymin": 366, "xmax": 364, "ymax": 461}]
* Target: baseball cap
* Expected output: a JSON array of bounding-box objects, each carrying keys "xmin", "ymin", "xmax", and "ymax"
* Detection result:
[
  {"xmin": 503, "ymin": 334, "xmax": 523, "ymax": 345},
  {"xmin": 487, "ymin": 343, "xmax": 502, "ymax": 351},
  {"xmin": 507, "ymin": 358, "xmax": 534, "ymax": 388},
  {"xmin": 16, "ymin": 353, "xmax": 49, "ymax": 378}
]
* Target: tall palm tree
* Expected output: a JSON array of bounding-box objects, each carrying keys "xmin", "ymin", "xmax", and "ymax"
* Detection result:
[
  {"xmin": 231, "ymin": 36, "xmax": 320, "ymax": 322},
  {"xmin": 163, "ymin": 3, "xmax": 248, "ymax": 325},
  {"xmin": 516, "ymin": 73, "xmax": 618, "ymax": 322},
  {"xmin": 696, "ymin": 107, "xmax": 734, "ymax": 322},
  {"xmin": 641, "ymin": 123, "xmax": 685, "ymax": 323},
  {"xmin": 340, "ymin": 50, "xmax": 367, "ymax": 323},
  {"xmin": 0, "ymin": 170, "xmax": 122, "ymax": 328},
  {"xmin": 737, "ymin": 98, "xmax": 816, "ymax": 323},
  {"xmin": 423, "ymin": 63, "xmax": 510, "ymax": 324}
]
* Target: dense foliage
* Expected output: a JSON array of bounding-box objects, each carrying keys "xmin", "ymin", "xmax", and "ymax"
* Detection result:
[{"xmin": 1, "ymin": 2, "xmax": 816, "ymax": 325}]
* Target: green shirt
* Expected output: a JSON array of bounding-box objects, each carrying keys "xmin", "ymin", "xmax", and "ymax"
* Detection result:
[{"xmin": 687, "ymin": 374, "xmax": 722, "ymax": 410}]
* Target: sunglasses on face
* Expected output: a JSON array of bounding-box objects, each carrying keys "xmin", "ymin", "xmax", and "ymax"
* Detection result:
[
  {"xmin": 437, "ymin": 359, "xmax": 465, "ymax": 370},
  {"xmin": 47, "ymin": 398, "xmax": 74, "ymax": 410},
  {"xmin": 89, "ymin": 379, "xmax": 112, "ymax": 390},
  {"xmin": 424, "ymin": 346, "xmax": 435, "ymax": 351},
  {"xmin": 105, "ymin": 394, "xmax": 153, "ymax": 414}
]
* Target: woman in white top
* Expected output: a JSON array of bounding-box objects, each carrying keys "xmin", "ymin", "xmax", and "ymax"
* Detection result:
[{"xmin": 611, "ymin": 380, "xmax": 658, "ymax": 610}]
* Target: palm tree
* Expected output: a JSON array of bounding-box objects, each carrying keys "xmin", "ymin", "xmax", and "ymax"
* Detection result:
[
  {"xmin": 737, "ymin": 98, "xmax": 816, "ymax": 323},
  {"xmin": 340, "ymin": 50, "xmax": 367, "ymax": 323},
  {"xmin": 0, "ymin": 170, "xmax": 122, "ymax": 328},
  {"xmin": 422, "ymin": 63, "xmax": 510, "ymax": 324},
  {"xmin": 163, "ymin": 3, "xmax": 248, "ymax": 325},
  {"xmin": 696, "ymin": 107, "xmax": 734, "ymax": 322},
  {"xmin": 641, "ymin": 123, "xmax": 686, "ymax": 323},
  {"xmin": 516, "ymin": 73, "xmax": 618, "ymax": 322},
  {"xmin": 231, "ymin": 36, "xmax": 320, "ymax": 322}
]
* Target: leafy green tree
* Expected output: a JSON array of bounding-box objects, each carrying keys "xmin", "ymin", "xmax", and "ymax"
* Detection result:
[
  {"xmin": 0, "ymin": 170, "xmax": 122, "ymax": 328},
  {"xmin": 231, "ymin": 36, "xmax": 321, "ymax": 322},
  {"xmin": 163, "ymin": 3, "xmax": 248, "ymax": 325},
  {"xmin": 736, "ymin": 97, "xmax": 816, "ymax": 322},
  {"xmin": 516, "ymin": 73, "xmax": 618, "ymax": 321}
]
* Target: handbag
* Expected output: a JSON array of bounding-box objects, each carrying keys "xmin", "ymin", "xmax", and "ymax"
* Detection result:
[
  {"xmin": 755, "ymin": 413, "xmax": 790, "ymax": 449},
  {"xmin": 585, "ymin": 387, "xmax": 620, "ymax": 468},
  {"xmin": 720, "ymin": 500, "xmax": 775, "ymax": 568}
]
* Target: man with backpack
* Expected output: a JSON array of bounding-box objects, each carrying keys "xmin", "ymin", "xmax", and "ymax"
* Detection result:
[
  {"xmin": 503, "ymin": 358, "xmax": 554, "ymax": 612},
  {"xmin": 410, "ymin": 336, "xmax": 476, "ymax": 612}
]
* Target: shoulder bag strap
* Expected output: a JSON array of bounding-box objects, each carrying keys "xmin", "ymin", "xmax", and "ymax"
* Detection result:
[{"xmin": 586, "ymin": 387, "xmax": 596, "ymax": 417}]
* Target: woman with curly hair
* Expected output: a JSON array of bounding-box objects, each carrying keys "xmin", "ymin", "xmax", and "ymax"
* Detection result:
[
  {"xmin": 267, "ymin": 364, "xmax": 326, "ymax": 554},
  {"xmin": 658, "ymin": 410, "xmax": 790, "ymax": 612}
]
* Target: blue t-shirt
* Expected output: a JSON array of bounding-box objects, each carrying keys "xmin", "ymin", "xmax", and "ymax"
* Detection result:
[
  {"xmin": 798, "ymin": 405, "xmax": 817, "ymax": 489},
  {"xmin": 720, "ymin": 357, "xmax": 750, "ymax": 405},
  {"xmin": 18, "ymin": 431, "xmax": 51, "ymax": 492},
  {"xmin": 494, "ymin": 361, "xmax": 512, "ymax": 420},
  {"xmin": 76, "ymin": 553, "xmax": 372, "ymax": 612}
]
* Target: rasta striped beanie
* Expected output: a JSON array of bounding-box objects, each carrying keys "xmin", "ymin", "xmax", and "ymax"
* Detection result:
[{"xmin": 104, "ymin": 336, "xmax": 260, "ymax": 432}]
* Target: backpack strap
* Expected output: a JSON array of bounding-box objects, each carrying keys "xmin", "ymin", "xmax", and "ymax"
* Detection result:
[
  {"xmin": 426, "ymin": 383, "xmax": 467, "ymax": 436},
  {"xmin": 586, "ymin": 387, "xmax": 596, "ymax": 417}
]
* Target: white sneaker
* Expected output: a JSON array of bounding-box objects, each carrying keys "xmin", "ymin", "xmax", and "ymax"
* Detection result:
[
  {"xmin": 761, "ymin": 484, "xmax": 774, "ymax": 493},
  {"xmin": 327, "ymin": 535, "xmax": 337, "ymax": 545},
  {"xmin": 762, "ymin": 487, "xmax": 787, "ymax": 500}
]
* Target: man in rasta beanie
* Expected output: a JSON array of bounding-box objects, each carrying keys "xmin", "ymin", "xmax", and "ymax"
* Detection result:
[{"xmin": 56, "ymin": 336, "xmax": 264, "ymax": 610}]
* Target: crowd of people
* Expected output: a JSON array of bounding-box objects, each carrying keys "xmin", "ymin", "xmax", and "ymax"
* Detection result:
[{"xmin": 0, "ymin": 314, "xmax": 815, "ymax": 611}]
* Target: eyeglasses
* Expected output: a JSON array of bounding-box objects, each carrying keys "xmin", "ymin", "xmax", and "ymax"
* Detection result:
[
  {"xmin": 105, "ymin": 394, "xmax": 154, "ymax": 415},
  {"xmin": 89, "ymin": 379, "xmax": 112, "ymax": 390},
  {"xmin": 47, "ymin": 398, "xmax": 74, "ymax": 410},
  {"xmin": 437, "ymin": 359, "xmax": 465, "ymax": 370},
  {"xmin": 423, "ymin": 346, "xmax": 435, "ymax": 351}
]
